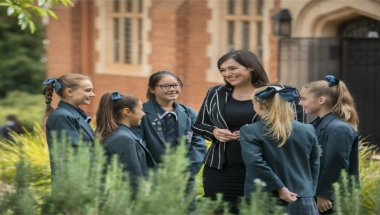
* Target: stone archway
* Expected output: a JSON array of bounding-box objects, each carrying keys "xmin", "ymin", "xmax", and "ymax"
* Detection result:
[{"xmin": 292, "ymin": 0, "xmax": 380, "ymax": 37}]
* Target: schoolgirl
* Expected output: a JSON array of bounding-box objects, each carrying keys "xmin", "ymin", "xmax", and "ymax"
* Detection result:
[
  {"xmin": 43, "ymin": 74, "xmax": 95, "ymax": 177},
  {"xmin": 96, "ymin": 91, "xmax": 156, "ymax": 189},
  {"xmin": 299, "ymin": 75, "xmax": 359, "ymax": 214},
  {"xmin": 240, "ymin": 86, "xmax": 320, "ymax": 215}
]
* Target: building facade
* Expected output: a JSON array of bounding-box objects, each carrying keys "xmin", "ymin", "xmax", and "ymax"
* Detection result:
[{"xmin": 47, "ymin": 0, "xmax": 380, "ymax": 145}]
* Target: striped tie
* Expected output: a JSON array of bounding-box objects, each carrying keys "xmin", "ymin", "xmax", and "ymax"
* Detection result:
[{"xmin": 165, "ymin": 113, "xmax": 176, "ymax": 145}]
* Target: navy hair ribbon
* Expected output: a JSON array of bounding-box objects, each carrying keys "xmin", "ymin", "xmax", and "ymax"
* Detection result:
[
  {"xmin": 42, "ymin": 78, "xmax": 62, "ymax": 95},
  {"xmin": 255, "ymin": 87, "xmax": 300, "ymax": 102},
  {"xmin": 112, "ymin": 91, "xmax": 121, "ymax": 100},
  {"xmin": 325, "ymin": 75, "xmax": 339, "ymax": 87}
]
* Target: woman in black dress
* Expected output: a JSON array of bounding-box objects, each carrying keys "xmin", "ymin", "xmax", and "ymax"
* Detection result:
[{"xmin": 192, "ymin": 50, "xmax": 305, "ymax": 214}]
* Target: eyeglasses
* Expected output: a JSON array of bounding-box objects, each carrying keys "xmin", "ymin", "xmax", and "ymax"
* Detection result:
[{"xmin": 155, "ymin": 83, "xmax": 183, "ymax": 91}]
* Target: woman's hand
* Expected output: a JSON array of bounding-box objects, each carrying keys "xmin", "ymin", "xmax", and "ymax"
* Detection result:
[
  {"xmin": 213, "ymin": 128, "xmax": 237, "ymax": 142},
  {"xmin": 232, "ymin": 131, "xmax": 240, "ymax": 140},
  {"xmin": 316, "ymin": 196, "xmax": 332, "ymax": 213},
  {"xmin": 277, "ymin": 187, "xmax": 297, "ymax": 203}
]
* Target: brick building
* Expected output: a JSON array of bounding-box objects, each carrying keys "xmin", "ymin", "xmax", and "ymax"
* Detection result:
[{"xmin": 47, "ymin": 0, "xmax": 380, "ymax": 145}]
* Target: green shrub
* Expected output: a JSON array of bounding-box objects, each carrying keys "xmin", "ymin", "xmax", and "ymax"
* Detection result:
[
  {"xmin": 0, "ymin": 91, "xmax": 45, "ymax": 131},
  {"xmin": 358, "ymin": 140, "xmax": 380, "ymax": 214},
  {"xmin": 1, "ymin": 130, "xmax": 380, "ymax": 214}
]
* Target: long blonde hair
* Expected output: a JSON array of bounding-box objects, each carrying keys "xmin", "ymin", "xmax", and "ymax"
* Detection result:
[
  {"xmin": 253, "ymin": 86, "xmax": 295, "ymax": 147},
  {"xmin": 303, "ymin": 79, "xmax": 358, "ymax": 131}
]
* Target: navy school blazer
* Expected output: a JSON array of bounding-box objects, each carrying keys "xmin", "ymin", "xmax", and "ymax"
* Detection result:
[
  {"xmin": 312, "ymin": 113, "xmax": 359, "ymax": 200},
  {"xmin": 131, "ymin": 99, "xmax": 207, "ymax": 176},
  {"xmin": 103, "ymin": 124, "xmax": 157, "ymax": 189},
  {"xmin": 192, "ymin": 84, "xmax": 306, "ymax": 170},
  {"xmin": 46, "ymin": 101, "xmax": 94, "ymax": 175},
  {"xmin": 240, "ymin": 120, "xmax": 320, "ymax": 198}
]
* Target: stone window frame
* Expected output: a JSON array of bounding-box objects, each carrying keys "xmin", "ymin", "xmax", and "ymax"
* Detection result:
[
  {"xmin": 207, "ymin": 0, "xmax": 264, "ymax": 83},
  {"xmin": 95, "ymin": 0, "xmax": 152, "ymax": 77}
]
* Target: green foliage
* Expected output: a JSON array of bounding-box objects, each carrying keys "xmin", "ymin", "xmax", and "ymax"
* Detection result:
[
  {"xmin": 0, "ymin": 124, "xmax": 50, "ymax": 204},
  {"xmin": 239, "ymin": 181, "xmax": 286, "ymax": 215},
  {"xmin": 0, "ymin": 7, "xmax": 46, "ymax": 98},
  {"xmin": 1, "ymin": 131, "xmax": 380, "ymax": 214},
  {"xmin": 358, "ymin": 140, "xmax": 380, "ymax": 214},
  {"xmin": 332, "ymin": 171, "xmax": 361, "ymax": 215},
  {"xmin": 0, "ymin": 131, "xmax": 286, "ymax": 214},
  {"xmin": 0, "ymin": 91, "xmax": 45, "ymax": 131},
  {"xmin": 0, "ymin": 0, "xmax": 73, "ymax": 33}
]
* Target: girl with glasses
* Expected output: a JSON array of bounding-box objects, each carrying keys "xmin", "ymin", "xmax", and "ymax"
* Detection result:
[{"xmin": 131, "ymin": 71, "xmax": 207, "ymax": 209}]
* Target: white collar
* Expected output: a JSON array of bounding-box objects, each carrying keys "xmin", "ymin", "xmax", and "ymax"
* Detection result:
[{"xmin": 157, "ymin": 111, "xmax": 178, "ymax": 121}]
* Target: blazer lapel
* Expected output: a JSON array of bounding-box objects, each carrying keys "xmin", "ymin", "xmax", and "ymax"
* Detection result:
[
  {"xmin": 144, "ymin": 101, "xmax": 167, "ymax": 145},
  {"xmin": 79, "ymin": 119, "xmax": 95, "ymax": 141},
  {"xmin": 314, "ymin": 113, "xmax": 337, "ymax": 138},
  {"xmin": 58, "ymin": 101, "xmax": 94, "ymax": 141},
  {"xmin": 215, "ymin": 86, "xmax": 231, "ymax": 128},
  {"xmin": 176, "ymin": 104, "xmax": 188, "ymax": 142}
]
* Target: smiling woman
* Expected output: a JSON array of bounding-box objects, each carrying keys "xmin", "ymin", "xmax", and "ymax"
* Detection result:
[
  {"xmin": 192, "ymin": 50, "xmax": 269, "ymax": 214},
  {"xmin": 192, "ymin": 50, "xmax": 305, "ymax": 215},
  {"xmin": 42, "ymin": 74, "xmax": 95, "ymax": 182}
]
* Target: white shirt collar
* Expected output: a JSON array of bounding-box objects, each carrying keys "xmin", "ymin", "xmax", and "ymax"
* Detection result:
[{"xmin": 157, "ymin": 111, "xmax": 178, "ymax": 121}]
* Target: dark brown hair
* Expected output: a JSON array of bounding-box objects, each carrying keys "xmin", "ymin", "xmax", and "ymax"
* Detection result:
[
  {"xmin": 146, "ymin": 71, "xmax": 182, "ymax": 100},
  {"xmin": 95, "ymin": 92, "xmax": 140, "ymax": 142},
  {"xmin": 217, "ymin": 50, "xmax": 270, "ymax": 88},
  {"xmin": 43, "ymin": 74, "xmax": 91, "ymax": 117},
  {"xmin": 5, "ymin": 114, "xmax": 24, "ymax": 134}
]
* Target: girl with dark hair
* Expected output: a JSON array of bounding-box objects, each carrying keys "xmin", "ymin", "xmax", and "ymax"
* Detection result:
[
  {"xmin": 192, "ymin": 50, "xmax": 305, "ymax": 214},
  {"xmin": 131, "ymin": 71, "xmax": 207, "ymax": 209},
  {"xmin": 1, "ymin": 115, "xmax": 24, "ymax": 140},
  {"xmin": 43, "ymin": 74, "xmax": 95, "ymax": 177},
  {"xmin": 299, "ymin": 75, "xmax": 359, "ymax": 214},
  {"xmin": 96, "ymin": 91, "xmax": 156, "ymax": 190},
  {"xmin": 240, "ymin": 86, "xmax": 320, "ymax": 215}
]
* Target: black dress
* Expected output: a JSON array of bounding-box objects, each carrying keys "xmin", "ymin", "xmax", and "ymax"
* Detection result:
[{"xmin": 203, "ymin": 97, "xmax": 256, "ymax": 214}]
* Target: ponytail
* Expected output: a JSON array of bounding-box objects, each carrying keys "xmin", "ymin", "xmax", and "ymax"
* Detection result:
[
  {"xmin": 43, "ymin": 83, "xmax": 55, "ymax": 117},
  {"xmin": 253, "ymin": 86, "xmax": 295, "ymax": 147},
  {"xmin": 95, "ymin": 91, "xmax": 139, "ymax": 142},
  {"xmin": 95, "ymin": 92, "xmax": 119, "ymax": 142},
  {"xmin": 333, "ymin": 81, "xmax": 359, "ymax": 131},
  {"xmin": 303, "ymin": 76, "xmax": 359, "ymax": 131}
]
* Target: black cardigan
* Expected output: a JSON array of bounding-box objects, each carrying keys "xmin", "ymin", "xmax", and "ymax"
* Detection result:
[{"xmin": 192, "ymin": 84, "xmax": 306, "ymax": 170}]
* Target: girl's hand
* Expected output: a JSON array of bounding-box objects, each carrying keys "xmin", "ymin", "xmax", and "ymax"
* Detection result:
[
  {"xmin": 316, "ymin": 196, "xmax": 332, "ymax": 213},
  {"xmin": 277, "ymin": 187, "xmax": 297, "ymax": 203},
  {"xmin": 213, "ymin": 128, "xmax": 237, "ymax": 142}
]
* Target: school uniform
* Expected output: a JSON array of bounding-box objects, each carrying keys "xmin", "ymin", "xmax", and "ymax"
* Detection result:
[
  {"xmin": 132, "ymin": 99, "xmax": 207, "ymax": 176},
  {"xmin": 240, "ymin": 120, "xmax": 320, "ymax": 215},
  {"xmin": 103, "ymin": 124, "xmax": 156, "ymax": 190},
  {"xmin": 311, "ymin": 113, "xmax": 359, "ymax": 214},
  {"xmin": 46, "ymin": 100, "xmax": 94, "ymax": 176}
]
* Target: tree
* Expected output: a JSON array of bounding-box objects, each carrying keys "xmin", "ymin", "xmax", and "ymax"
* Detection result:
[
  {"xmin": 0, "ymin": 0, "xmax": 73, "ymax": 33},
  {"xmin": 0, "ymin": 7, "xmax": 46, "ymax": 97}
]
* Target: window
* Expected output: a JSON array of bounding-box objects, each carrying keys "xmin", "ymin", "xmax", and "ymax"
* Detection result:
[
  {"xmin": 95, "ymin": 0, "xmax": 151, "ymax": 77},
  {"xmin": 206, "ymin": 0, "xmax": 264, "ymax": 83},
  {"xmin": 111, "ymin": 0, "xmax": 143, "ymax": 64},
  {"xmin": 224, "ymin": 0, "xmax": 263, "ymax": 57}
]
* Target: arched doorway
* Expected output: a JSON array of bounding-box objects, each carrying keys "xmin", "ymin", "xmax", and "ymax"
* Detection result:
[
  {"xmin": 278, "ymin": 15, "xmax": 380, "ymax": 146},
  {"xmin": 339, "ymin": 16, "xmax": 380, "ymax": 146}
]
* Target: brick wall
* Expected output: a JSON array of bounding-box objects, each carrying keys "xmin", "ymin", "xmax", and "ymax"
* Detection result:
[{"xmin": 47, "ymin": 0, "xmax": 221, "ymax": 117}]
